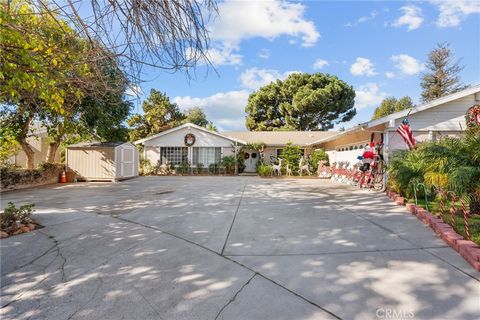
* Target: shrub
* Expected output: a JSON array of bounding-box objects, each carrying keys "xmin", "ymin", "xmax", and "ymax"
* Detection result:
[
  {"xmin": 311, "ymin": 149, "xmax": 329, "ymax": 173},
  {"xmin": 0, "ymin": 163, "xmax": 62, "ymax": 189},
  {"xmin": 1, "ymin": 202, "xmax": 35, "ymax": 233},
  {"xmin": 196, "ymin": 162, "xmax": 204, "ymax": 174},
  {"xmin": 221, "ymin": 156, "xmax": 236, "ymax": 174},
  {"xmin": 388, "ymin": 129, "xmax": 480, "ymax": 213},
  {"xmin": 179, "ymin": 161, "xmax": 190, "ymax": 174},
  {"xmin": 258, "ymin": 163, "xmax": 273, "ymax": 177},
  {"xmin": 208, "ymin": 163, "xmax": 218, "ymax": 174},
  {"xmin": 139, "ymin": 158, "xmax": 153, "ymax": 175},
  {"xmin": 236, "ymin": 152, "xmax": 246, "ymax": 173},
  {"xmin": 281, "ymin": 143, "xmax": 302, "ymax": 174}
]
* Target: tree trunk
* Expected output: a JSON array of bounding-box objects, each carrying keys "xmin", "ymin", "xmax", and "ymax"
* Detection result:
[
  {"xmin": 46, "ymin": 141, "xmax": 60, "ymax": 163},
  {"xmin": 19, "ymin": 141, "xmax": 35, "ymax": 169},
  {"xmin": 17, "ymin": 108, "xmax": 35, "ymax": 169}
]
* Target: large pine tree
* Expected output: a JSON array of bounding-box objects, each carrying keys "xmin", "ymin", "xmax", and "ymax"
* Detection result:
[{"xmin": 420, "ymin": 43, "xmax": 465, "ymax": 102}]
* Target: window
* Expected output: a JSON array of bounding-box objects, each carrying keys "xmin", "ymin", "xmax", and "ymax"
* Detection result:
[
  {"xmin": 160, "ymin": 147, "xmax": 188, "ymax": 165},
  {"xmin": 276, "ymin": 148, "xmax": 283, "ymax": 158},
  {"xmin": 193, "ymin": 147, "xmax": 221, "ymax": 165}
]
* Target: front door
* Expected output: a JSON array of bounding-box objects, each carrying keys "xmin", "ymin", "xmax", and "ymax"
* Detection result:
[{"xmin": 243, "ymin": 150, "xmax": 259, "ymax": 173}]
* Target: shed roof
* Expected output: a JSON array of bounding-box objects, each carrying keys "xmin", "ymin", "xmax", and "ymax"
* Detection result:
[
  {"xmin": 222, "ymin": 131, "xmax": 337, "ymax": 146},
  {"xmin": 68, "ymin": 142, "xmax": 128, "ymax": 148}
]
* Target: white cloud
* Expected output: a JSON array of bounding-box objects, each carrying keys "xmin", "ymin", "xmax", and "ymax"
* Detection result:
[
  {"xmin": 173, "ymin": 90, "xmax": 250, "ymax": 131},
  {"xmin": 313, "ymin": 59, "xmax": 329, "ymax": 70},
  {"xmin": 391, "ymin": 54, "xmax": 425, "ymax": 75},
  {"xmin": 355, "ymin": 83, "xmax": 388, "ymax": 110},
  {"xmin": 239, "ymin": 68, "xmax": 297, "ymax": 90},
  {"xmin": 385, "ymin": 72, "xmax": 396, "ymax": 79},
  {"xmin": 125, "ymin": 84, "xmax": 142, "ymax": 97},
  {"xmin": 430, "ymin": 0, "xmax": 480, "ymax": 27},
  {"xmin": 257, "ymin": 49, "xmax": 271, "ymax": 59},
  {"xmin": 345, "ymin": 10, "xmax": 378, "ymax": 27},
  {"xmin": 392, "ymin": 5, "xmax": 423, "ymax": 31},
  {"xmin": 206, "ymin": 47, "xmax": 242, "ymax": 66},
  {"xmin": 209, "ymin": 0, "xmax": 320, "ymax": 48},
  {"xmin": 350, "ymin": 57, "xmax": 377, "ymax": 76}
]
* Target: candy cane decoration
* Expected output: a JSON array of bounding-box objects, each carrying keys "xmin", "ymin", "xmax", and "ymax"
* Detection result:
[
  {"xmin": 460, "ymin": 197, "xmax": 471, "ymax": 241},
  {"xmin": 439, "ymin": 188, "xmax": 445, "ymax": 222},
  {"xmin": 448, "ymin": 192, "xmax": 457, "ymax": 227}
]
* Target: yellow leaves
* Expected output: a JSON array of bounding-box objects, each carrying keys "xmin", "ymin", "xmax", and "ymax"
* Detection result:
[{"xmin": 52, "ymin": 58, "xmax": 57, "ymax": 66}]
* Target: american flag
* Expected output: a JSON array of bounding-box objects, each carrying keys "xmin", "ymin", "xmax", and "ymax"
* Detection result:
[{"xmin": 397, "ymin": 118, "xmax": 416, "ymax": 150}]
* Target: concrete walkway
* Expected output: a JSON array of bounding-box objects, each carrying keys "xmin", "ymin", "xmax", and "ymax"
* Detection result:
[{"xmin": 1, "ymin": 177, "xmax": 479, "ymax": 320}]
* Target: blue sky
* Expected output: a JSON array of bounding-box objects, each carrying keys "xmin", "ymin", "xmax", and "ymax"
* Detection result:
[{"xmin": 132, "ymin": 0, "xmax": 480, "ymax": 131}]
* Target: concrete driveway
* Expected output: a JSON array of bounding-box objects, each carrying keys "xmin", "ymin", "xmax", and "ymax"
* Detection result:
[{"xmin": 1, "ymin": 177, "xmax": 479, "ymax": 320}]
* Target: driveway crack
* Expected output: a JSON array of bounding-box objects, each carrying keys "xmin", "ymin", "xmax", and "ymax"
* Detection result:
[
  {"xmin": 214, "ymin": 273, "xmax": 256, "ymax": 320},
  {"xmin": 221, "ymin": 183, "xmax": 247, "ymax": 255}
]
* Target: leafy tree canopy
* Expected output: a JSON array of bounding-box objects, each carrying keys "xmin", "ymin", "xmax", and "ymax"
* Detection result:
[
  {"xmin": 1, "ymin": 1, "xmax": 132, "ymax": 167},
  {"xmin": 128, "ymin": 89, "xmax": 185, "ymax": 141},
  {"xmin": 371, "ymin": 96, "xmax": 414, "ymax": 120},
  {"xmin": 421, "ymin": 42, "xmax": 466, "ymax": 102},
  {"xmin": 182, "ymin": 107, "xmax": 209, "ymax": 127},
  {"xmin": 245, "ymin": 73, "xmax": 356, "ymax": 131}
]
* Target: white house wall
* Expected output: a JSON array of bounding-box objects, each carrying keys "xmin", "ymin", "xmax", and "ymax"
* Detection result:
[
  {"xmin": 393, "ymin": 94, "xmax": 474, "ymax": 131},
  {"xmin": 144, "ymin": 127, "xmax": 235, "ymax": 148},
  {"xmin": 143, "ymin": 127, "xmax": 237, "ymax": 165}
]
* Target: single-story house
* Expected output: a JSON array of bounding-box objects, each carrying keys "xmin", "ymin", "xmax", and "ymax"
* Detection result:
[
  {"xmin": 134, "ymin": 123, "xmax": 246, "ymax": 170},
  {"xmin": 309, "ymin": 84, "xmax": 480, "ymax": 166},
  {"xmin": 134, "ymin": 123, "xmax": 335, "ymax": 173},
  {"xmin": 135, "ymin": 85, "xmax": 479, "ymax": 173}
]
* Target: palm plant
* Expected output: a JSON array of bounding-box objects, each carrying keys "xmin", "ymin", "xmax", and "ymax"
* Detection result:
[{"xmin": 388, "ymin": 130, "xmax": 480, "ymax": 214}]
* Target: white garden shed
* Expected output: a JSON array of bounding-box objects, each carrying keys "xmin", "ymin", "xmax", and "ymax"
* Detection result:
[{"xmin": 66, "ymin": 142, "xmax": 139, "ymax": 182}]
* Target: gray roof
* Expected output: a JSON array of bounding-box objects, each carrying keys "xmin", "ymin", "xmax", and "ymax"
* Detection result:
[
  {"xmin": 222, "ymin": 131, "xmax": 338, "ymax": 146},
  {"xmin": 68, "ymin": 142, "xmax": 127, "ymax": 148}
]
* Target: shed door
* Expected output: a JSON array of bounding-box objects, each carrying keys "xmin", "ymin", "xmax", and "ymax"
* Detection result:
[{"xmin": 121, "ymin": 147, "xmax": 135, "ymax": 177}]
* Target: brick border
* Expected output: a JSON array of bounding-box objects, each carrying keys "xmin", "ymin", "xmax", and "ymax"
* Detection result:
[{"xmin": 386, "ymin": 191, "xmax": 480, "ymax": 271}]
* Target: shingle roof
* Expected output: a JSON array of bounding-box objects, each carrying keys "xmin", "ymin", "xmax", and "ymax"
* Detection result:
[
  {"xmin": 68, "ymin": 142, "xmax": 127, "ymax": 148},
  {"xmin": 222, "ymin": 131, "xmax": 337, "ymax": 146}
]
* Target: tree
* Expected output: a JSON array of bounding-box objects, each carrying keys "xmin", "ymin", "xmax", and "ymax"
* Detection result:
[
  {"xmin": 371, "ymin": 96, "xmax": 414, "ymax": 120},
  {"xmin": 42, "ymin": 60, "xmax": 132, "ymax": 163},
  {"xmin": 421, "ymin": 43, "xmax": 466, "ymax": 102},
  {"xmin": 183, "ymin": 107, "xmax": 209, "ymax": 127},
  {"xmin": 0, "ymin": 112, "xmax": 20, "ymax": 166},
  {"xmin": 0, "ymin": 2, "xmax": 94, "ymax": 168},
  {"xmin": 7, "ymin": 0, "xmax": 217, "ymax": 81},
  {"xmin": 128, "ymin": 89, "xmax": 184, "ymax": 141},
  {"xmin": 1, "ymin": 2, "xmax": 131, "ymax": 167},
  {"xmin": 245, "ymin": 73, "xmax": 356, "ymax": 131},
  {"xmin": 207, "ymin": 123, "xmax": 218, "ymax": 132}
]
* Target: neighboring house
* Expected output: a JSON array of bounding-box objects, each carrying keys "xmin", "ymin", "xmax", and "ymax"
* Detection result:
[
  {"xmin": 309, "ymin": 85, "xmax": 480, "ymax": 166},
  {"xmin": 8, "ymin": 123, "xmax": 61, "ymax": 168},
  {"xmin": 134, "ymin": 123, "xmax": 335, "ymax": 173}
]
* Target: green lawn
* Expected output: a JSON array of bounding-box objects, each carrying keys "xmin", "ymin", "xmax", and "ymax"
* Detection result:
[{"xmin": 407, "ymin": 198, "xmax": 480, "ymax": 245}]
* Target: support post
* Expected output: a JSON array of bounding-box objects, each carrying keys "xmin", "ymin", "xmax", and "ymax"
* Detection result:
[{"xmin": 234, "ymin": 142, "xmax": 238, "ymax": 175}]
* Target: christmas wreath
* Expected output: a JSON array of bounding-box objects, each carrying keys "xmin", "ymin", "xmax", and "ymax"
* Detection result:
[{"xmin": 184, "ymin": 133, "xmax": 196, "ymax": 146}]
